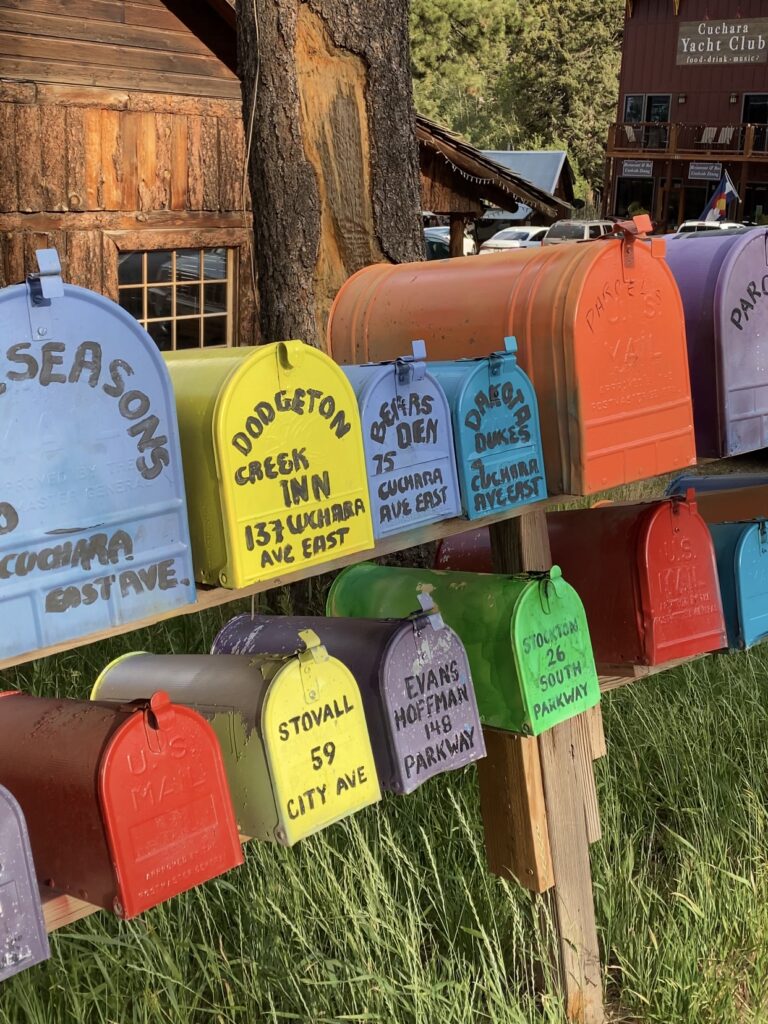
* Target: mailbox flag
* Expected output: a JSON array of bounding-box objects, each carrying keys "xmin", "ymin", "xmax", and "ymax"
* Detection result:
[{"xmin": 700, "ymin": 171, "xmax": 739, "ymax": 222}]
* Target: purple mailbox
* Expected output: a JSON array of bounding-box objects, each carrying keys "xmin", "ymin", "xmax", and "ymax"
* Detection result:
[
  {"xmin": 665, "ymin": 228, "xmax": 768, "ymax": 457},
  {"xmin": 342, "ymin": 341, "xmax": 462, "ymax": 538},
  {"xmin": 212, "ymin": 602, "xmax": 485, "ymax": 794},
  {"xmin": 0, "ymin": 785, "xmax": 50, "ymax": 983}
]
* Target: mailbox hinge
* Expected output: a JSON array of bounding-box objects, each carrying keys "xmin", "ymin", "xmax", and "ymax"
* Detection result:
[
  {"xmin": 412, "ymin": 591, "xmax": 445, "ymax": 662},
  {"xmin": 25, "ymin": 248, "xmax": 64, "ymax": 341},
  {"xmin": 297, "ymin": 628, "xmax": 329, "ymax": 702},
  {"xmin": 489, "ymin": 336, "xmax": 517, "ymax": 378},
  {"xmin": 396, "ymin": 339, "xmax": 427, "ymax": 386}
]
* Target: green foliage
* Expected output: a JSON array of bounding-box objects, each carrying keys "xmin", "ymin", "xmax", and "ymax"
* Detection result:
[{"xmin": 410, "ymin": 0, "xmax": 625, "ymax": 190}]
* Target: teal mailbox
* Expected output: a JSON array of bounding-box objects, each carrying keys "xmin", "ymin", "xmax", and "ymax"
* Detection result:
[
  {"xmin": 709, "ymin": 520, "xmax": 768, "ymax": 648},
  {"xmin": 430, "ymin": 338, "xmax": 546, "ymax": 518}
]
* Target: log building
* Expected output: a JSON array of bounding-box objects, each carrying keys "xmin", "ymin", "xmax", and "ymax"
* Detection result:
[
  {"xmin": 0, "ymin": 0, "xmax": 565, "ymax": 349},
  {"xmin": 604, "ymin": 0, "xmax": 768, "ymax": 228}
]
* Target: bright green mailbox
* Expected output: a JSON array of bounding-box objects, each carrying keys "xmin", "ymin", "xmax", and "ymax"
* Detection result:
[{"xmin": 327, "ymin": 563, "xmax": 599, "ymax": 735}]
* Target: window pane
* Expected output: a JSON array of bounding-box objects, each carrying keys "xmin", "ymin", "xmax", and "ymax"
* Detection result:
[
  {"xmin": 146, "ymin": 321, "xmax": 172, "ymax": 351},
  {"xmin": 177, "ymin": 284, "xmax": 201, "ymax": 315},
  {"xmin": 203, "ymin": 316, "xmax": 227, "ymax": 347},
  {"xmin": 176, "ymin": 318, "xmax": 201, "ymax": 349},
  {"xmin": 147, "ymin": 252, "xmax": 173, "ymax": 283},
  {"xmin": 203, "ymin": 248, "xmax": 227, "ymax": 280},
  {"xmin": 204, "ymin": 282, "xmax": 227, "ymax": 313},
  {"xmin": 624, "ymin": 94, "xmax": 643, "ymax": 122},
  {"xmin": 118, "ymin": 252, "xmax": 143, "ymax": 285},
  {"xmin": 118, "ymin": 289, "xmax": 143, "ymax": 318},
  {"xmin": 147, "ymin": 285, "xmax": 173, "ymax": 319},
  {"xmin": 176, "ymin": 249, "xmax": 201, "ymax": 281}
]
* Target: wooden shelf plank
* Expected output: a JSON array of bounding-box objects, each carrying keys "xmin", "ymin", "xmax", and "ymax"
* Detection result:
[{"xmin": 0, "ymin": 492, "xmax": 579, "ymax": 673}]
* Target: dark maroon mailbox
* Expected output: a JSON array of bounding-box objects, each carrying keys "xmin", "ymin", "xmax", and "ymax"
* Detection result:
[
  {"xmin": 0, "ymin": 784, "xmax": 50, "ymax": 983},
  {"xmin": 0, "ymin": 691, "xmax": 242, "ymax": 919},
  {"xmin": 434, "ymin": 530, "xmax": 493, "ymax": 573},
  {"xmin": 547, "ymin": 491, "xmax": 727, "ymax": 669},
  {"xmin": 665, "ymin": 229, "xmax": 768, "ymax": 457},
  {"xmin": 212, "ymin": 603, "xmax": 486, "ymax": 794}
]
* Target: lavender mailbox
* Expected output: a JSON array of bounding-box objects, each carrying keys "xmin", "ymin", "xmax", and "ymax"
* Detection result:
[
  {"xmin": 212, "ymin": 603, "xmax": 485, "ymax": 794},
  {"xmin": 0, "ymin": 785, "xmax": 49, "ymax": 983},
  {"xmin": 342, "ymin": 341, "xmax": 461, "ymax": 537},
  {"xmin": 665, "ymin": 229, "xmax": 768, "ymax": 457}
]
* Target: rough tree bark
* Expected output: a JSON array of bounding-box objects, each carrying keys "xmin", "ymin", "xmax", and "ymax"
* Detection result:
[{"xmin": 237, "ymin": 0, "xmax": 423, "ymax": 349}]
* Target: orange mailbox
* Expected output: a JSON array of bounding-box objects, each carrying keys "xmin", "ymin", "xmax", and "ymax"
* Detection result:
[
  {"xmin": 328, "ymin": 230, "xmax": 696, "ymax": 495},
  {"xmin": 0, "ymin": 691, "xmax": 242, "ymax": 918}
]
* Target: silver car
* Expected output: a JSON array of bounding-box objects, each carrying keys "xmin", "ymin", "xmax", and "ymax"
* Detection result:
[
  {"xmin": 478, "ymin": 226, "xmax": 548, "ymax": 254},
  {"xmin": 542, "ymin": 220, "xmax": 615, "ymax": 245}
]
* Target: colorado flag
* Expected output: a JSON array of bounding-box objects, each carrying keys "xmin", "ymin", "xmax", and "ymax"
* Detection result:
[{"xmin": 700, "ymin": 171, "xmax": 740, "ymax": 222}]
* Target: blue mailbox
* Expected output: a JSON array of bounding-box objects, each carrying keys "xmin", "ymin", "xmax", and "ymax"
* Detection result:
[
  {"xmin": 342, "ymin": 341, "xmax": 461, "ymax": 538},
  {"xmin": 429, "ymin": 338, "xmax": 547, "ymax": 518},
  {"xmin": 666, "ymin": 473, "xmax": 768, "ymax": 497},
  {"xmin": 0, "ymin": 250, "xmax": 195, "ymax": 661},
  {"xmin": 709, "ymin": 520, "xmax": 768, "ymax": 648}
]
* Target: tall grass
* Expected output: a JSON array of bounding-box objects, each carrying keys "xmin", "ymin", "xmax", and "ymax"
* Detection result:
[{"xmin": 3, "ymin": 601, "xmax": 768, "ymax": 1022}]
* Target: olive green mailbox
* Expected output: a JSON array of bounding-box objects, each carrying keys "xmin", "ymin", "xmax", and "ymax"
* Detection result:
[
  {"xmin": 91, "ymin": 631, "xmax": 380, "ymax": 845},
  {"xmin": 327, "ymin": 563, "xmax": 599, "ymax": 735}
]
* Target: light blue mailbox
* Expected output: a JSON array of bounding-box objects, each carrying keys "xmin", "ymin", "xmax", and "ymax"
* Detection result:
[
  {"xmin": 709, "ymin": 520, "xmax": 768, "ymax": 648},
  {"xmin": 342, "ymin": 341, "xmax": 461, "ymax": 538},
  {"xmin": 429, "ymin": 338, "xmax": 546, "ymax": 519},
  {"xmin": 0, "ymin": 250, "xmax": 195, "ymax": 660}
]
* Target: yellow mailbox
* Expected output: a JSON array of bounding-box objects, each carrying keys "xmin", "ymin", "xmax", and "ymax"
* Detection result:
[{"xmin": 165, "ymin": 343, "xmax": 374, "ymax": 587}]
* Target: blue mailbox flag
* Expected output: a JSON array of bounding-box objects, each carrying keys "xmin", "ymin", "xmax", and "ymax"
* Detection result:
[
  {"xmin": 709, "ymin": 520, "xmax": 768, "ymax": 649},
  {"xmin": 342, "ymin": 341, "xmax": 462, "ymax": 538},
  {"xmin": 0, "ymin": 249, "xmax": 195, "ymax": 660},
  {"xmin": 429, "ymin": 338, "xmax": 547, "ymax": 519}
]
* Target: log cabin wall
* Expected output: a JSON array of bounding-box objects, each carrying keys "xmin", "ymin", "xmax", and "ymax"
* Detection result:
[{"xmin": 0, "ymin": 0, "xmax": 257, "ymax": 343}]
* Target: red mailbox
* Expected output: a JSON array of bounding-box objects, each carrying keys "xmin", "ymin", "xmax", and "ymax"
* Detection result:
[
  {"xmin": 0, "ymin": 691, "xmax": 242, "ymax": 918},
  {"xmin": 547, "ymin": 492, "xmax": 726, "ymax": 668}
]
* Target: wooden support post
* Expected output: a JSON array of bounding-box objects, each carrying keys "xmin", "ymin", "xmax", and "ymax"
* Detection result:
[
  {"xmin": 482, "ymin": 511, "xmax": 605, "ymax": 1024},
  {"xmin": 449, "ymin": 213, "xmax": 465, "ymax": 258}
]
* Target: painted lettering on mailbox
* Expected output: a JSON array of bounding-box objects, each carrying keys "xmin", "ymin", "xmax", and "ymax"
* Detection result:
[
  {"xmin": 0, "ymin": 341, "xmax": 170, "ymax": 480},
  {"xmin": 521, "ymin": 616, "xmax": 597, "ymax": 729},
  {"xmin": 394, "ymin": 658, "xmax": 479, "ymax": 781},
  {"xmin": 265, "ymin": 669, "xmax": 379, "ymax": 843},
  {"xmin": 230, "ymin": 388, "xmax": 369, "ymax": 571},
  {"xmin": 367, "ymin": 390, "xmax": 452, "ymax": 527},
  {"xmin": 729, "ymin": 275, "xmax": 768, "ymax": 332}
]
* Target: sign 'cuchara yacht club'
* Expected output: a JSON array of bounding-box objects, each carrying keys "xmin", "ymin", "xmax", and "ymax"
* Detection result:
[{"xmin": 677, "ymin": 19, "xmax": 768, "ymax": 65}]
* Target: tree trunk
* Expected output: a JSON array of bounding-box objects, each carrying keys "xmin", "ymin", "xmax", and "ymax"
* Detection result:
[{"xmin": 237, "ymin": 0, "xmax": 423, "ymax": 349}]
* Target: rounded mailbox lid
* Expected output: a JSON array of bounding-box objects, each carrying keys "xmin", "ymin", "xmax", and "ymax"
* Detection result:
[
  {"xmin": 638, "ymin": 497, "xmax": 726, "ymax": 663},
  {"xmin": 165, "ymin": 341, "xmax": 374, "ymax": 588},
  {"xmin": 261, "ymin": 631, "xmax": 381, "ymax": 844},
  {"xmin": 0, "ymin": 249, "xmax": 195, "ymax": 660},
  {"xmin": 99, "ymin": 691, "xmax": 243, "ymax": 918},
  {"xmin": 380, "ymin": 608, "xmax": 485, "ymax": 792},
  {"xmin": 430, "ymin": 338, "xmax": 547, "ymax": 519},
  {"xmin": 509, "ymin": 567, "xmax": 599, "ymax": 735},
  {"xmin": 0, "ymin": 784, "xmax": 50, "ymax": 982},
  {"xmin": 328, "ymin": 237, "xmax": 695, "ymax": 495},
  {"xmin": 343, "ymin": 342, "xmax": 461, "ymax": 537},
  {"xmin": 666, "ymin": 229, "xmax": 768, "ymax": 457},
  {"xmin": 732, "ymin": 521, "xmax": 768, "ymax": 648}
]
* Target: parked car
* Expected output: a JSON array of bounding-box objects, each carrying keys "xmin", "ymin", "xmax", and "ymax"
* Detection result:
[
  {"xmin": 542, "ymin": 220, "xmax": 615, "ymax": 245},
  {"xmin": 478, "ymin": 226, "xmax": 548, "ymax": 254},
  {"xmin": 675, "ymin": 220, "xmax": 743, "ymax": 234},
  {"xmin": 424, "ymin": 229, "xmax": 450, "ymax": 260},
  {"xmin": 423, "ymin": 226, "xmax": 477, "ymax": 257}
]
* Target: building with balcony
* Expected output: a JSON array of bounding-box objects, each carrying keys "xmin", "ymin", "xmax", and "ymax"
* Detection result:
[{"xmin": 604, "ymin": 1, "xmax": 768, "ymax": 228}]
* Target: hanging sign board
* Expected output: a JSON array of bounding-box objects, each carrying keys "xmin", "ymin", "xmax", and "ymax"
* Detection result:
[
  {"xmin": 212, "ymin": 608, "xmax": 485, "ymax": 794},
  {"xmin": 688, "ymin": 162, "xmax": 723, "ymax": 181},
  {"xmin": 0, "ymin": 785, "xmax": 50, "ymax": 983},
  {"xmin": 677, "ymin": 19, "xmax": 768, "ymax": 65},
  {"xmin": 429, "ymin": 338, "xmax": 547, "ymax": 519},
  {"xmin": 165, "ymin": 342, "xmax": 373, "ymax": 587},
  {"xmin": 342, "ymin": 342, "xmax": 461, "ymax": 538},
  {"xmin": 621, "ymin": 159, "xmax": 653, "ymax": 178},
  {"xmin": 0, "ymin": 250, "xmax": 195, "ymax": 661}
]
